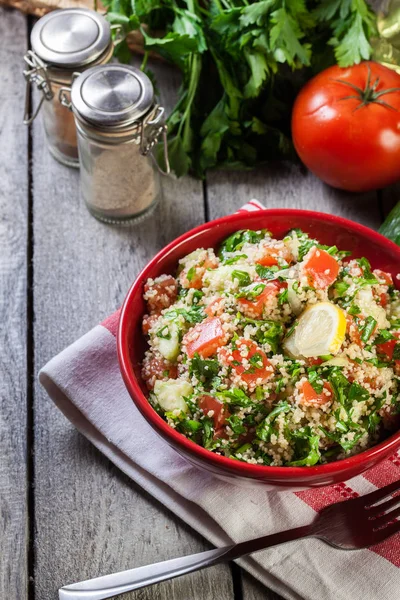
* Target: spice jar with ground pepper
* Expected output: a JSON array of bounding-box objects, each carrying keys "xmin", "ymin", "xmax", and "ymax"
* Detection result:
[
  {"xmin": 23, "ymin": 8, "xmax": 114, "ymax": 167},
  {"xmin": 61, "ymin": 63, "xmax": 170, "ymax": 224}
]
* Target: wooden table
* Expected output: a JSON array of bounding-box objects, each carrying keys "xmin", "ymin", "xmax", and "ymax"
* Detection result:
[{"xmin": 1, "ymin": 6, "xmax": 398, "ymax": 600}]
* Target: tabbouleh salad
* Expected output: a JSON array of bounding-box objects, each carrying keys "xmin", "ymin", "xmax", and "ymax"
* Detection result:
[{"xmin": 141, "ymin": 227, "xmax": 400, "ymax": 467}]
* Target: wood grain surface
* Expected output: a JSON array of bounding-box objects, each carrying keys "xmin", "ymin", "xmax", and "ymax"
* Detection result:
[
  {"xmin": 31, "ymin": 56, "xmax": 234, "ymax": 599},
  {"xmin": 0, "ymin": 7, "xmax": 390, "ymax": 600},
  {"xmin": 0, "ymin": 8, "xmax": 29, "ymax": 600}
]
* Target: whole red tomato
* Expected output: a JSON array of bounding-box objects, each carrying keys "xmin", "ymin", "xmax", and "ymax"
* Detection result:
[{"xmin": 292, "ymin": 61, "xmax": 400, "ymax": 192}]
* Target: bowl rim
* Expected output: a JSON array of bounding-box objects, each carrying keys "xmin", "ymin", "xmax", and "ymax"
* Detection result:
[{"xmin": 118, "ymin": 208, "xmax": 400, "ymax": 478}]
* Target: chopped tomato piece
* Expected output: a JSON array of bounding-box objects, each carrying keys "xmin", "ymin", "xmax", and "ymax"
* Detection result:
[
  {"xmin": 302, "ymin": 247, "xmax": 339, "ymax": 289},
  {"xmin": 307, "ymin": 357, "xmax": 324, "ymax": 366},
  {"xmin": 379, "ymin": 292, "xmax": 389, "ymax": 307},
  {"xmin": 300, "ymin": 380, "xmax": 332, "ymax": 406},
  {"xmin": 184, "ymin": 316, "xmax": 226, "ymax": 358},
  {"xmin": 144, "ymin": 276, "xmax": 178, "ymax": 312},
  {"xmin": 205, "ymin": 297, "xmax": 225, "ymax": 317},
  {"xmin": 346, "ymin": 315, "xmax": 362, "ymax": 346},
  {"xmin": 219, "ymin": 339, "xmax": 274, "ymax": 386},
  {"xmin": 237, "ymin": 281, "xmax": 286, "ymax": 318},
  {"xmin": 257, "ymin": 246, "xmax": 293, "ymax": 267},
  {"xmin": 142, "ymin": 356, "xmax": 178, "ymax": 390},
  {"xmin": 142, "ymin": 313, "xmax": 160, "ymax": 335},
  {"xmin": 180, "ymin": 257, "xmax": 218, "ymax": 289},
  {"xmin": 199, "ymin": 395, "xmax": 230, "ymax": 431},
  {"xmin": 376, "ymin": 333, "xmax": 400, "ymax": 360},
  {"xmin": 373, "ymin": 269, "xmax": 393, "ymax": 286}
]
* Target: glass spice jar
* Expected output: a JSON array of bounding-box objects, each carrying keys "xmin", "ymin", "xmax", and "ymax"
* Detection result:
[
  {"xmin": 23, "ymin": 8, "xmax": 114, "ymax": 167},
  {"xmin": 60, "ymin": 64, "xmax": 170, "ymax": 224}
]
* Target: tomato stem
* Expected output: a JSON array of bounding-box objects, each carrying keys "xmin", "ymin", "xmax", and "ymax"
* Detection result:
[{"xmin": 331, "ymin": 63, "xmax": 400, "ymax": 110}]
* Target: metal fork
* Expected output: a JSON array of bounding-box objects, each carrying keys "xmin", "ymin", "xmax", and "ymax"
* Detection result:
[{"xmin": 59, "ymin": 479, "xmax": 400, "ymax": 600}]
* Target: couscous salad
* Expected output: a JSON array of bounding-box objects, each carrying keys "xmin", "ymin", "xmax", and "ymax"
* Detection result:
[{"xmin": 141, "ymin": 228, "xmax": 400, "ymax": 466}]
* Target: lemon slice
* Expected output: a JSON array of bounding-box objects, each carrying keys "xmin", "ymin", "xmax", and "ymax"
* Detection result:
[{"xmin": 284, "ymin": 302, "xmax": 346, "ymax": 358}]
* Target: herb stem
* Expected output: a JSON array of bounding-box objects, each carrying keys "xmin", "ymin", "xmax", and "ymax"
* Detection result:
[{"xmin": 140, "ymin": 50, "xmax": 149, "ymax": 72}]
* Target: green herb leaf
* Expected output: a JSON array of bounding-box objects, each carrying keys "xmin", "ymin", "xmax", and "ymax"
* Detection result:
[
  {"xmin": 179, "ymin": 419, "xmax": 202, "ymax": 434},
  {"xmin": 219, "ymin": 230, "xmax": 268, "ymax": 259},
  {"xmin": 393, "ymin": 343, "xmax": 400, "ymax": 361},
  {"xmin": 360, "ymin": 316, "xmax": 377, "ymax": 343},
  {"xmin": 223, "ymin": 254, "xmax": 248, "ymax": 265},
  {"xmin": 202, "ymin": 417, "xmax": 214, "ymax": 449},
  {"xmin": 374, "ymin": 330, "xmax": 395, "ymax": 345},
  {"xmin": 308, "ymin": 370, "xmax": 324, "ymax": 394},
  {"xmin": 278, "ymin": 288, "xmax": 288, "ymax": 305},
  {"xmin": 334, "ymin": 280, "xmax": 350, "ymax": 297},
  {"xmin": 256, "ymin": 401, "xmax": 291, "ymax": 442},
  {"xmin": 226, "ymin": 415, "xmax": 247, "ymax": 435},
  {"xmin": 238, "ymin": 316, "xmax": 283, "ymax": 353},
  {"xmin": 156, "ymin": 325, "xmax": 171, "ymax": 340},
  {"xmin": 189, "ymin": 354, "xmax": 219, "ymax": 387},
  {"xmin": 328, "ymin": 367, "xmax": 350, "ymax": 407},
  {"xmin": 347, "ymin": 304, "xmax": 360, "ymax": 316},
  {"xmin": 217, "ymin": 387, "xmax": 253, "ymax": 407},
  {"xmin": 236, "ymin": 283, "xmax": 266, "ymax": 301},
  {"xmin": 232, "ymin": 270, "xmax": 251, "ymax": 287},
  {"xmin": 287, "ymin": 427, "xmax": 321, "ymax": 466},
  {"xmin": 186, "ymin": 266, "xmax": 196, "ymax": 282},
  {"xmin": 255, "ymin": 264, "xmax": 280, "ymax": 280},
  {"xmin": 348, "ymin": 382, "xmax": 370, "ymax": 402},
  {"xmin": 164, "ymin": 305, "xmax": 205, "ymax": 324}
]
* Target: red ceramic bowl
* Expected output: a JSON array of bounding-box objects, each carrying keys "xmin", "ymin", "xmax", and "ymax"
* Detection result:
[{"xmin": 118, "ymin": 209, "xmax": 400, "ymax": 489}]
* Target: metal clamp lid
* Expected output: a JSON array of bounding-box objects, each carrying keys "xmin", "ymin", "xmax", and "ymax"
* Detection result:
[
  {"xmin": 30, "ymin": 8, "xmax": 111, "ymax": 68},
  {"xmin": 60, "ymin": 68, "xmax": 170, "ymax": 175},
  {"xmin": 70, "ymin": 64, "xmax": 155, "ymax": 128}
]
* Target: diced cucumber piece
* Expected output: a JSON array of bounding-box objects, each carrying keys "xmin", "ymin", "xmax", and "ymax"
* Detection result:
[
  {"xmin": 158, "ymin": 322, "xmax": 181, "ymax": 362},
  {"xmin": 356, "ymin": 288, "xmax": 389, "ymax": 329},
  {"xmin": 287, "ymin": 279, "xmax": 303, "ymax": 316},
  {"xmin": 154, "ymin": 380, "xmax": 193, "ymax": 413},
  {"xmin": 179, "ymin": 249, "xmax": 204, "ymax": 269},
  {"xmin": 203, "ymin": 265, "xmax": 254, "ymax": 291}
]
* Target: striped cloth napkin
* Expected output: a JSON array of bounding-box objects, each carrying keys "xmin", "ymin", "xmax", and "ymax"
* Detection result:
[{"xmin": 39, "ymin": 201, "xmax": 400, "ymax": 600}]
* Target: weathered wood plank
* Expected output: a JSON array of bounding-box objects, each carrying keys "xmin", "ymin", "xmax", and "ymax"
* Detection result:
[
  {"xmin": 32, "ymin": 59, "xmax": 233, "ymax": 598},
  {"xmin": 207, "ymin": 164, "xmax": 381, "ymax": 230},
  {"xmin": 0, "ymin": 8, "xmax": 29, "ymax": 600},
  {"xmin": 205, "ymin": 164, "xmax": 381, "ymax": 599}
]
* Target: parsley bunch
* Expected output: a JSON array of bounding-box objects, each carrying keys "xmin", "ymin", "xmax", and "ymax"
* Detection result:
[{"xmin": 103, "ymin": 0, "xmax": 377, "ymax": 177}]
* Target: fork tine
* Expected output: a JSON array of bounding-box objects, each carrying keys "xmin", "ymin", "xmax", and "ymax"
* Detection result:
[
  {"xmin": 369, "ymin": 519, "xmax": 400, "ymax": 546},
  {"xmin": 367, "ymin": 493, "xmax": 400, "ymax": 517},
  {"xmin": 363, "ymin": 480, "xmax": 400, "ymax": 507},
  {"xmin": 372, "ymin": 506, "xmax": 400, "ymax": 528}
]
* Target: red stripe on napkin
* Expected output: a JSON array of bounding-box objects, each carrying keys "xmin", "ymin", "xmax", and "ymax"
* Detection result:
[
  {"xmin": 363, "ymin": 456, "xmax": 400, "ymax": 489},
  {"xmin": 102, "ymin": 309, "xmax": 121, "ymax": 337},
  {"xmin": 296, "ymin": 482, "xmax": 359, "ymax": 513}
]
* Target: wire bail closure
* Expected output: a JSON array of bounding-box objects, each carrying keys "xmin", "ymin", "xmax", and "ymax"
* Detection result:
[
  {"xmin": 140, "ymin": 106, "xmax": 171, "ymax": 176},
  {"xmin": 23, "ymin": 50, "xmax": 54, "ymax": 125}
]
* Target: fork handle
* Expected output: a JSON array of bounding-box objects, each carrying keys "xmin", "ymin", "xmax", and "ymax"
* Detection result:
[{"xmin": 59, "ymin": 525, "xmax": 311, "ymax": 600}]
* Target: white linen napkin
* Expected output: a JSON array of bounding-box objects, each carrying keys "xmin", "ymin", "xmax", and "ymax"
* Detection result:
[{"xmin": 39, "ymin": 201, "xmax": 400, "ymax": 600}]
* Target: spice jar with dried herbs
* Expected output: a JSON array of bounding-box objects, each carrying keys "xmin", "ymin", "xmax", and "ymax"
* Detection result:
[
  {"xmin": 62, "ymin": 64, "xmax": 170, "ymax": 224},
  {"xmin": 23, "ymin": 8, "xmax": 114, "ymax": 167}
]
